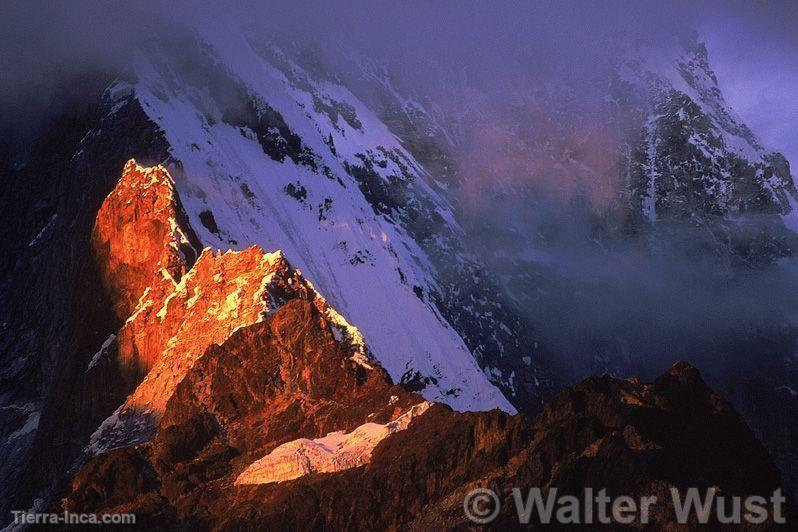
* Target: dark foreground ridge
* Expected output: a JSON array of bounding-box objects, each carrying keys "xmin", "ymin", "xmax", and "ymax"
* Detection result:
[{"xmin": 64, "ymin": 357, "xmax": 794, "ymax": 530}]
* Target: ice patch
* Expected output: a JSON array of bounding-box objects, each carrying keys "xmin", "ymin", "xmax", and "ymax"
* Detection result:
[{"xmin": 235, "ymin": 401, "xmax": 431, "ymax": 484}]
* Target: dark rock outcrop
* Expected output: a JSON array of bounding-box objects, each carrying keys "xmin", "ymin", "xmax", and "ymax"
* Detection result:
[
  {"xmin": 65, "ymin": 350, "xmax": 794, "ymax": 530},
  {"xmin": 0, "ymin": 78, "xmax": 172, "ymax": 518}
]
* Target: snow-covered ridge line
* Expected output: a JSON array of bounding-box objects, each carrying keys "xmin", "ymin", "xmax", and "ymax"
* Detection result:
[{"xmin": 87, "ymin": 157, "xmax": 402, "ymax": 454}]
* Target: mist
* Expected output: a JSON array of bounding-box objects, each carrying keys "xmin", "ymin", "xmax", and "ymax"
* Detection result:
[
  {"xmin": 485, "ymin": 211, "xmax": 798, "ymax": 384},
  {"xmin": 4, "ymin": 1, "xmax": 795, "ymax": 138},
  {"xmin": 3, "ymin": 0, "xmax": 798, "ymax": 389}
]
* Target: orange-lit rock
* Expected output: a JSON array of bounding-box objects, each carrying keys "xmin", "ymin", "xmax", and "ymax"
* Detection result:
[
  {"xmin": 62, "ymin": 162, "xmax": 794, "ymax": 530},
  {"xmin": 87, "ymin": 161, "xmax": 391, "ymax": 453},
  {"xmin": 117, "ymin": 246, "xmax": 303, "ymax": 411},
  {"xmin": 91, "ymin": 159, "xmax": 201, "ymax": 321},
  {"xmin": 67, "ymin": 362, "xmax": 795, "ymax": 530}
]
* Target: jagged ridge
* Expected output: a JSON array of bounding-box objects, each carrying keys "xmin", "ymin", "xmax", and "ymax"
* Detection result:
[{"xmin": 88, "ymin": 159, "xmax": 389, "ymax": 454}]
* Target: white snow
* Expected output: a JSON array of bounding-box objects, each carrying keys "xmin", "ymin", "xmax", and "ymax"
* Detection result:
[
  {"xmin": 0, "ymin": 403, "xmax": 41, "ymax": 448},
  {"xmin": 87, "ymin": 404, "xmax": 154, "ymax": 456},
  {"xmin": 6, "ymin": 411, "xmax": 40, "ymax": 441},
  {"xmin": 619, "ymin": 36, "xmax": 792, "ymax": 218},
  {"xmin": 643, "ymin": 117, "xmax": 660, "ymax": 222},
  {"xmin": 125, "ymin": 287, "xmax": 153, "ymax": 325}
]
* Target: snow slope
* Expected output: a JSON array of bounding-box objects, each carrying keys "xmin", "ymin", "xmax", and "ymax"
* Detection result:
[{"xmin": 125, "ymin": 30, "xmax": 514, "ymax": 412}]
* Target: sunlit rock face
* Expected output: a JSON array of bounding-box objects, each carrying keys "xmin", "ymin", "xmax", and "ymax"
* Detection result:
[
  {"xmin": 0, "ymin": 90, "xmax": 174, "ymax": 517},
  {"xmin": 91, "ymin": 159, "xmax": 202, "ymax": 322},
  {"xmin": 88, "ymin": 245, "xmax": 307, "ymax": 451},
  {"xmin": 4, "ymin": 121, "xmax": 794, "ymax": 532},
  {"xmin": 3, "ymin": 27, "xmax": 797, "ymax": 525},
  {"xmin": 64, "ymin": 160, "xmax": 434, "ymax": 519},
  {"xmin": 88, "ymin": 160, "xmax": 402, "ymax": 453},
  {"xmin": 122, "ymin": 32, "xmax": 546, "ymax": 415}
]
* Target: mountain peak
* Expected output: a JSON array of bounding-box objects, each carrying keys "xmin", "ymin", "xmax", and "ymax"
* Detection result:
[
  {"xmin": 87, "ymin": 161, "xmax": 386, "ymax": 453},
  {"xmin": 92, "ymin": 158, "xmax": 202, "ymax": 320}
]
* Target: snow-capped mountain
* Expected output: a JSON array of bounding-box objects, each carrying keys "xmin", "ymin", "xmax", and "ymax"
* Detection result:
[
  {"xmin": 10, "ymin": 167, "xmax": 785, "ymax": 527},
  {"xmin": 321, "ymin": 30, "xmax": 798, "ymax": 495},
  {"xmin": 1, "ymin": 22, "xmax": 797, "ymax": 522},
  {"xmin": 0, "ymin": 27, "xmax": 551, "ymax": 517},
  {"xmin": 405, "ymin": 31, "xmax": 798, "ymax": 495},
  {"xmin": 7, "ymin": 158, "xmax": 791, "ymax": 529},
  {"xmin": 619, "ymin": 34, "xmax": 797, "ymax": 261}
]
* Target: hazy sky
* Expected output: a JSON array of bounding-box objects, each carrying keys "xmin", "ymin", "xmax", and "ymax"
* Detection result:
[{"xmin": 1, "ymin": 1, "xmax": 796, "ymax": 170}]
